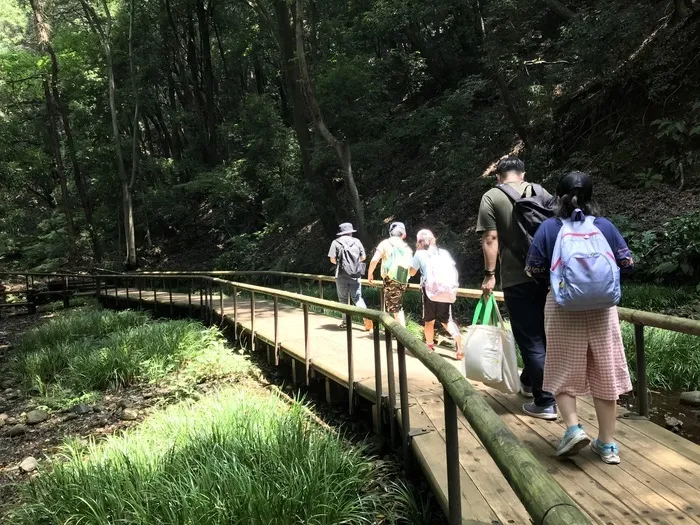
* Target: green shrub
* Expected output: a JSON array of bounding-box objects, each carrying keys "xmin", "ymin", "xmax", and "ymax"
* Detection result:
[{"xmin": 13, "ymin": 389, "xmax": 411, "ymax": 525}]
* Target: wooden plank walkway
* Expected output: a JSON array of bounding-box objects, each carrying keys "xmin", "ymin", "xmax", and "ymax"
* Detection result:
[{"xmin": 104, "ymin": 289, "xmax": 700, "ymax": 525}]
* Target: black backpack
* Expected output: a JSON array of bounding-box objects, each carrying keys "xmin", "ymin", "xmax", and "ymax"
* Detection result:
[
  {"xmin": 497, "ymin": 183, "xmax": 556, "ymax": 262},
  {"xmin": 336, "ymin": 237, "xmax": 366, "ymax": 278}
]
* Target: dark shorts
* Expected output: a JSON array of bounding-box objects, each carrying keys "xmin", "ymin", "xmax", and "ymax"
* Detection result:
[
  {"xmin": 421, "ymin": 288, "xmax": 451, "ymax": 324},
  {"xmin": 383, "ymin": 277, "xmax": 407, "ymax": 313}
]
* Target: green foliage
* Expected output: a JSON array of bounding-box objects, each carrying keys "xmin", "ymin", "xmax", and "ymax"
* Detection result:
[
  {"xmin": 12, "ymin": 389, "xmax": 413, "ymax": 525},
  {"xmin": 651, "ymin": 101, "xmax": 700, "ymax": 182},
  {"xmin": 12, "ymin": 307, "xmax": 250, "ymax": 399},
  {"xmin": 623, "ymin": 322, "xmax": 700, "ymax": 391},
  {"xmin": 622, "ymin": 211, "xmax": 700, "ymax": 284},
  {"xmin": 619, "ymin": 283, "xmax": 696, "ymax": 313}
]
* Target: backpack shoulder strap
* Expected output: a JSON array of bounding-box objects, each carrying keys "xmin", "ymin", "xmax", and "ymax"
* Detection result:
[
  {"xmin": 496, "ymin": 183, "xmax": 525, "ymax": 202},
  {"xmin": 529, "ymin": 183, "xmax": 544, "ymax": 196}
]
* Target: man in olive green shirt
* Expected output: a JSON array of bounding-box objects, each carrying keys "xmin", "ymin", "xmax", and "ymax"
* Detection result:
[{"xmin": 476, "ymin": 156, "xmax": 556, "ymax": 420}]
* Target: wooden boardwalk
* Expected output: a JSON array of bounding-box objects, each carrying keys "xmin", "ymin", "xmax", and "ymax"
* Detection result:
[{"xmin": 104, "ymin": 288, "xmax": 700, "ymax": 525}]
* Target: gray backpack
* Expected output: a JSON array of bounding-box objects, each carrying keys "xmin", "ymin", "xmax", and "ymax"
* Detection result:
[{"xmin": 336, "ymin": 237, "xmax": 366, "ymax": 278}]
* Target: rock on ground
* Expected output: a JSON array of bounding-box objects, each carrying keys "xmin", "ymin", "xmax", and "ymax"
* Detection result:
[
  {"xmin": 26, "ymin": 409, "xmax": 49, "ymax": 425},
  {"xmin": 664, "ymin": 415, "xmax": 683, "ymax": 433},
  {"xmin": 19, "ymin": 456, "xmax": 39, "ymax": 473},
  {"xmin": 72, "ymin": 403, "xmax": 93, "ymax": 415},
  {"xmin": 6, "ymin": 424, "xmax": 27, "ymax": 437},
  {"xmin": 120, "ymin": 408, "xmax": 138, "ymax": 421},
  {"xmin": 680, "ymin": 391, "xmax": 700, "ymax": 407}
]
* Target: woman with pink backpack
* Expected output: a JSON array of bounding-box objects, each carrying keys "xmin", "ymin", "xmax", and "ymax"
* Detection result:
[
  {"xmin": 525, "ymin": 171, "xmax": 634, "ymax": 465},
  {"xmin": 409, "ymin": 229, "xmax": 462, "ymax": 359}
]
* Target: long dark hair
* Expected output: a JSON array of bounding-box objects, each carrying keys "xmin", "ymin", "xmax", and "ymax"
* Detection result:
[{"xmin": 556, "ymin": 171, "xmax": 601, "ymax": 219}]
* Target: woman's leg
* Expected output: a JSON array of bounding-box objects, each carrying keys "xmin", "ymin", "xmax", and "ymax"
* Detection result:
[
  {"xmin": 555, "ymin": 393, "xmax": 579, "ymax": 428},
  {"xmin": 424, "ymin": 320, "xmax": 436, "ymax": 346},
  {"xmin": 441, "ymin": 318, "xmax": 462, "ymax": 358},
  {"xmin": 593, "ymin": 397, "xmax": 617, "ymax": 444}
]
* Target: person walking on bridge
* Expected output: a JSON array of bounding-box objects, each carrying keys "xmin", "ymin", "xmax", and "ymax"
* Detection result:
[
  {"xmin": 328, "ymin": 223, "xmax": 373, "ymax": 331},
  {"xmin": 477, "ymin": 155, "xmax": 557, "ymax": 420},
  {"xmin": 409, "ymin": 229, "xmax": 462, "ymax": 359},
  {"xmin": 368, "ymin": 221, "xmax": 412, "ymax": 327},
  {"xmin": 526, "ymin": 171, "xmax": 633, "ymax": 464}
]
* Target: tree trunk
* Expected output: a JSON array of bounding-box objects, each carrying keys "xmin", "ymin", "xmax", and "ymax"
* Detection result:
[
  {"xmin": 28, "ymin": 0, "xmax": 101, "ymax": 261},
  {"xmin": 272, "ymin": 0, "xmax": 340, "ymax": 238},
  {"xmin": 80, "ymin": 0, "xmax": 137, "ymax": 268},
  {"xmin": 294, "ymin": 0, "xmax": 367, "ymax": 241},
  {"xmin": 672, "ymin": 0, "xmax": 692, "ymax": 22},
  {"xmin": 473, "ymin": 0, "xmax": 528, "ymax": 145},
  {"xmin": 542, "ymin": 0, "xmax": 576, "ymax": 21},
  {"xmin": 196, "ymin": 0, "xmax": 219, "ymax": 163},
  {"xmin": 186, "ymin": 11, "xmax": 209, "ymax": 162},
  {"xmin": 43, "ymin": 80, "xmax": 75, "ymax": 242}
]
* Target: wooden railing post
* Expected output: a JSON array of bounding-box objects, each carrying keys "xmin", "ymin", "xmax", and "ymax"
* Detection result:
[
  {"xmin": 187, "ymin": 281, "xmax": 192, "ymax": 317},
  {"xmin": 138, "ymin": 277, "xmax": 143, "ymax": 310},
  {"xmin": 346, "ymin": 312, "xmax": 354, "ymax": 415},
  {"xmin": 373, "ymin": 323, "xmax": 383, "ymax": 437},
  {"xmin": 233, "ymin": 286, "xmax": 238, "ymax": 340},
  {"xmin": 168, "ymin": 278, "xmax": 173, "ymax": 316},
  {"xmin": 274, "ymin": 295, "xmax": 280, "ymax": 365},
  {"xmin": 63, "ymin": 276, "xmax": 69, "ymax": 308},
  {"xmin": 396, "ymin": 340, "xmax": 411, "ymax": 471},
  {"xmin": 384, "ymin": 330, "xmax": 397, "ymax": 447},
  {"xmin": 444, "ymin": 388, "xmax": 462, "ymax": 525},
  {"xmin": 304, "ymin": 304, "xmax": 310, "ymax": 385},
  {"xmin": 635, "ymin": 323, "xmax": 649, "ymax": 418},
  {"xmin": 250, "ymin": 291, "xmax": 256, "ymax": 351}
]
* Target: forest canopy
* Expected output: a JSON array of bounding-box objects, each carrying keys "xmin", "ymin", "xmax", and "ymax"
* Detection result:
[{"xmin": 0, "ymin": 0, "xmax": 698, "ymax": 284}]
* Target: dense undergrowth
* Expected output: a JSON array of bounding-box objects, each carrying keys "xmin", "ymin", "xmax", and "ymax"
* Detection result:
[
  {"xmin": 12, "ymin": 390, "xmax": 419, "ymax": 525},
  {"xmin": 11, "ymin": 303, "xmax": 250, "ymax": 405},
  {"xmin": 5, "ymin": 305, "xmax": 426, "ymax": 525}
]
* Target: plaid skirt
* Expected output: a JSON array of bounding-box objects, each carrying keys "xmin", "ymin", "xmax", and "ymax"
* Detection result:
[{"xmin": 543, "ymin": 293, "xmax": 632, "ymax": 401}]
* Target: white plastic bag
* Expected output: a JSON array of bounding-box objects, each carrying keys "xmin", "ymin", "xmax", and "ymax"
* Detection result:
[{"xmin": 461, "ymin": 296, "xmax": 519, "ymax": 394}]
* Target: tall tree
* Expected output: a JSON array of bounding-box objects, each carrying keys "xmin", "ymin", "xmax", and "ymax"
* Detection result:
[
  {"xmin": 294, "ymin": 0, "xmax": 367, "ymax": 241},
  {"xmin": 79, "ymin": 0, "xmax": 137, "ymax": 268},
  {"xmin": 473, "ymin": 0, "xmax": 529, "ymax": 145},
  {"xmin": 28, "ymin": 0, "xmax": 102, "ymax": 260}
]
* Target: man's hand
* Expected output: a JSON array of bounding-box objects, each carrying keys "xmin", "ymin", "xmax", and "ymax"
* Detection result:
[
  {"xmin": 481, "ymin": 275, "xmax": 496, "ymax": 296},
  {"xmin": 368, "ymin": 276, "xmax": 374, "ymax": 285}
]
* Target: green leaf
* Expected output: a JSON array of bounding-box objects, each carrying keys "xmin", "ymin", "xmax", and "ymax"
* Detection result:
[
  {"xmin": 653, "ymin": 261, "xmax": 678, "ymax": 275},
  {"xmin": 680, "ymin": 263, "xmax": 694, "ymax": 276}
]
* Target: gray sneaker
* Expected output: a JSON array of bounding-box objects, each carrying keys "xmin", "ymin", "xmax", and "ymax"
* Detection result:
[
  {"xmin": 522, "ymin": 402, "xmax": 557, "ymax": 421},
  {"xmin": 590, "ymin": 439, "xmax": 621, "ymax": 465},
  {"xmin": 520, "ymin": 382, "xmax": 534, "ymax": 398}
]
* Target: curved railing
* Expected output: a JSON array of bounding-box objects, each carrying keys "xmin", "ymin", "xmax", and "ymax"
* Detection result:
[
  {"xmin": 95, "ymin": 271, "xmax": 589, "ymax": 524},
  {"xmin": 131, "ymin": 269, "xmax": 700, "ymax": 418}
]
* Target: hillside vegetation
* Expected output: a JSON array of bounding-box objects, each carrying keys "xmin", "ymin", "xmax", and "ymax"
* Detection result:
[{"xmin": 0, "ymin": 0, "xmax": 698, "ymax": 287}]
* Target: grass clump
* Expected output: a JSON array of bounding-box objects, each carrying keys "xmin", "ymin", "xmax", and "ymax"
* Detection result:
[
  {"xmin": 14, "ymin": 389, "xmax": 412, "ymax": 525},
  {"xmin": 12, "ymin": 307, "xmax": 250, "ymax": 399},
  {"xmin": 620, "ymin": 283, "xmax": 696, "ymax": 313},
  {"xmin": 18, "ymin": 307, "xmax": 149, "ymax": 352},
  {"xmin": 622, "ymin": 322, "xmax": 700, "ymax": 391}
]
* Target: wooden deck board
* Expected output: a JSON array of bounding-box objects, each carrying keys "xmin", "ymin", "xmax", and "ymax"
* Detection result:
[{"xmin": 105, "ymin": 289, "xmax": 700, "ymax": 524}]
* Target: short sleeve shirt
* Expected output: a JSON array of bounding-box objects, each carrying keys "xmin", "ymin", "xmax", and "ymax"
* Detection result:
[
  {"xmin": 525, "ymin": 217, "xmax": 634, "ymax": 279},
  {"xmin": 328, "ymin": 236, "xmax": 366, "ymax": 277},
  {"xmin": 372, "ymin": 238, "xmax": 413, "ymax": 278},
  {"xmin": 476, "ymin": 181, "xmax": 552, "ymax": 289},
  {"xmin": 411, "ymin": 247, "xmax": 454, "ymax": 286}
]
